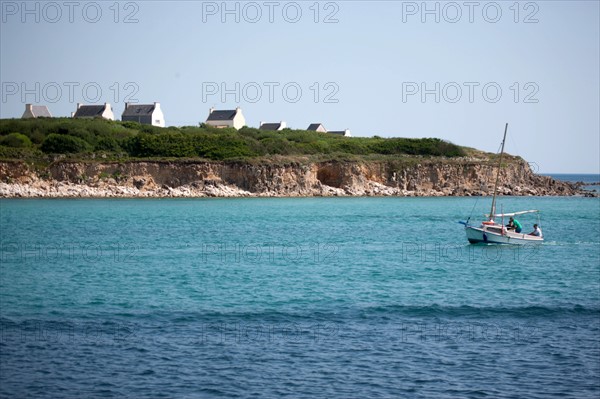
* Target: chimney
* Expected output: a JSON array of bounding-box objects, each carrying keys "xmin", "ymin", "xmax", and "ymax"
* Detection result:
[
  {"xmin": 125, "ymin": 102, "xmax": 129, "ymax": 110},
  {"xmin": 25, "ymin": 104, "xmax": 32, "ymax": 111},
  {"xmin": 209, "ymin": 107, "xmax": 214, "ymax": 114},
  {"xmin": 76, "ymin": 103, "xmax": 81, "ymax": 109},
  {"xmin": 280, "ymin": 121, "xmax": 286, "ymax": 129},
  {"xmin": 154, "ymin": 102, "xmax": 160, "ymax": 108},
  {"xmin": 259, "ymin": 121, "xmax": 263, "ymax": 128}
]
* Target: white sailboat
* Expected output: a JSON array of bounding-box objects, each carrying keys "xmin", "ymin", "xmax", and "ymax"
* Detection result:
[{"xmin": 461, "ymin": 124, "xmax": 544, "ymax": 245}]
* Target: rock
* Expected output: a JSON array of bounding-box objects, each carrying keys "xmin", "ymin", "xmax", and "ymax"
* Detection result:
[
  {"xmin": 0, "ymin": 159, "xmax": 594, "ymax": 198},
  {"xmin": 133, "ymin": 177, "xmax": 147, "ymax": 189}
]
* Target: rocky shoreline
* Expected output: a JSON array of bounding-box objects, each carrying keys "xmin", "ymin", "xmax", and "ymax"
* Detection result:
[{"xmin": 0, "ymin": 159, "xmax": 595, "ymax": 198}]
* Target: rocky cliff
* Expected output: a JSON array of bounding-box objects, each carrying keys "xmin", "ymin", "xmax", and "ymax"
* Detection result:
[{"xmin": 0, "ymin": 158, "xmax": 589, "ymax": 198}]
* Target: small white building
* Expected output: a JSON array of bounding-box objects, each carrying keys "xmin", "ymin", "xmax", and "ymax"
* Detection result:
[
  {"xmin": 22, "ymin": 104, "xmax": 52, "ymax": 118},
  {"xmin": 122, "ymin": 102, "xmax": 165, "ymax": 127},
  {"xmin": 328, "ymin": 129, "xmax": 352, "ymax": 137},
  {"xmin": 72, "ymin": 103, "xmax": 114, "ymax": 120},
  {"xmin": 259, "ymin": 121, "xmax": 286, "ymax": 131},
  {"xmin": 205, "ymin": 107, "xmax": 245, "ymax": 130},
  {"xmin": 307, "ymin": 123, "xmax": 327, "ymax": 133}
]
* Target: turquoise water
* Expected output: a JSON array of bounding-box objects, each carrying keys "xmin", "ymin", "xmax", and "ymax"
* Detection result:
[{"xmin": 1, "ymin": 196, "xmax": 599, "ymax": 398}]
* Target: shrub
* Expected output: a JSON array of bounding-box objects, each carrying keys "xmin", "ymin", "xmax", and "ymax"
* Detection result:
[
  {"xmin": 191, "ymin": 133, "xmax": 257, "ymax": 159},
  {"xmin": 64, "ymin": 127, "xmax": 97, "ymax": 146},
  {"xmin": 95, "ymin": 136, "xmax": 121, "ymax": 152},
  {"xmin": 126, "ymin": 133, "xmax": 196, "ymax": 157},
  {"xmin": 0, "ymin": 146, "xmax": 38, "ymax": 159},
  {"xmin": 284, "ymin": 130, "xmax": 321, "ymax": 143},
  {"xmin": 0, "ymin": 133, "xmax": 33, "ymax": 148},
  {"xmin": 0, "ymin": 118, "xmax": 468, "ymax": 160},
  {"xmin": 121, "ymin": 121, "xmax": 142, "ymax": 130},
  {"xmin": 250, "ymin": 137, "xmax": 292, "ymax": 156},
  {"xmin": 30, "ymin": 129, "xmax": 45, "ymax": 144},
  {"xmin": 41, "ymin": 134, "xmax": 92, "ymax": 154}
]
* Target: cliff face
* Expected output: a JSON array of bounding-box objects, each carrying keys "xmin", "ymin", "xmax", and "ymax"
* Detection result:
[{"xmin": 0, "ymin": 159, "xmax": 585, "ymax": 198}]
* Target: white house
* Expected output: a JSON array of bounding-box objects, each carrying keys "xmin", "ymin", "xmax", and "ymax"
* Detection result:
[
  {"xmin": 72, "ymin": 103, "xmax": 114, "ymax": 120},
  {"xmin": 22, "ymin": 104, "xmax": 52, "ymax": 118},
  {"xmin": 205, "ymin": 107, "xmax": 245, "ymax": 130},
  {"xmin": 328, "ymin": 129, "xmax": 352, "ymax": 137},
  {"xmin": 307, "ymin": 123, "xmax": 327, "ymax": 132},
  {"xmin": 259, "ymin": 121, "xmax": 286, "ymax": 131},
  {"xmin": 122, "ymin": 102, "xmax": 165, "ymax": 127}
]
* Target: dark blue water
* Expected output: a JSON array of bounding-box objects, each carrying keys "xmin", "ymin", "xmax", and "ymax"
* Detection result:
[
  {"xmin": 545, "ymin": 173, "xmax": 600, "ymax": 192},
  {"xmin": 545, "ymin": 173, "xmax": 599, "ymax": 184},
  {"xmin": 1, "ymin": 197, "xmax": 599, "ymax": 398}
]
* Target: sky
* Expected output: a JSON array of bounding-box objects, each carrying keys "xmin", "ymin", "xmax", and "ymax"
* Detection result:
[{"xmin": 1, "ymin": 0, "xmax": 599, "ymax": 173}]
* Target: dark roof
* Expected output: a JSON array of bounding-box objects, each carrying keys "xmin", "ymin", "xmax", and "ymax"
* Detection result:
[
  {"xmin": 307, "ymin": 123, "xmax": 325, "ymax": 131},
  {"xmin": 122, "ymin": 104, "xmax": 155, "ymax": 116},
  {"xmin": 207, "ymin": 110, "xmax": 237, "ymax": 121},
  {"xmin": 31, "ymin": 106, "xmax": 52, "ymax": 117},
  {"xmin": 74, "ymin": 105, "xmax": 105, "ymax": 117},
  {"xmin": 260, "ymin": 123, "xmax": 282, "ymax": 131},
  {"xmin": 328, "ymin": 131, "xmax": 346, "ymax": 136}
]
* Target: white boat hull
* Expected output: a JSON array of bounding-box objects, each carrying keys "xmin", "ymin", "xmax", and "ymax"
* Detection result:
[{"xmin": 465, "ymin": 225, "xmax": 543, "ymax": 245}]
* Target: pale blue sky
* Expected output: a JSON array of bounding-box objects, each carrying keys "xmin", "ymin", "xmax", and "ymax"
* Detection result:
[{"xmin": 1, "ymin": 0, "xmax": 598, "ymax": 173}]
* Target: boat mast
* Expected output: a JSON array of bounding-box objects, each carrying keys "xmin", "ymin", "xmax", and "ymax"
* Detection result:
[{"xmin": 490, "ymin": 123, "xmax": 508, "ymax": 220}]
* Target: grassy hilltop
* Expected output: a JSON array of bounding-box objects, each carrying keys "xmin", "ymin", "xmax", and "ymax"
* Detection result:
[{"xmin": 0, "ymin": 118, "xmax": 469, "ymax": 164}]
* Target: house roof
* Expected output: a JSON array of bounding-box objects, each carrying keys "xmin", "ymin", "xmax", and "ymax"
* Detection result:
[
  {"xmin": 260, "ymin": 123, "xmax": 283, "ymax": 131},
  {"xmin": 74, "ymin": 105, "xmax": 106, "ymax": 117},
  {"xmin": 307, "ymin": 123, "xmax": 325, "ymax": 131},
  {"xmin": 328, "ymin": 131, "xmax": 347, "ymax": 136},
  {"xmin": 31, "ymin": 105, "xmax": 52, "ymax": 117},
  {"xmin": 207, "ymin": 110, "xmax": 237, "ymax": 121},
  {"xmin": 122, "ymin": 104, "xmax": 155, "ymax": 116}
]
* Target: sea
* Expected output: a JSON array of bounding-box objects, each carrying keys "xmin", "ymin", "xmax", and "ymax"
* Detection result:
[
  {"xmin": 544, "ymin": 173, "xmax": 600, "ymax": 193},
  {"xmin": 1, "ymin": 175, "xmax": 599, "ymax": 398}
]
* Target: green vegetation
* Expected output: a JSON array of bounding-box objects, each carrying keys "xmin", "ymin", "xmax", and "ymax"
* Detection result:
[
  {"xmin": 0, "ymin": 132, "xmax": 32, "ymax": 148},
  {"xmin": 41, "ymin": 134, "xmax": 92, "ymax": 154},
  {"xmin": 0, "ymin": 118, "xmax": 466, "ymax": 162}
]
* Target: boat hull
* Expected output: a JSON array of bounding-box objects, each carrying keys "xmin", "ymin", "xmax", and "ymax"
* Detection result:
[{"xmin": 465, "ymin": 226, "xmax": 543, "ymax": 245}]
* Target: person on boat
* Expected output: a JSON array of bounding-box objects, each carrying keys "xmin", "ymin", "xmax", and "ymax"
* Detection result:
[
  {"xmin": 507, "ymin": 217, "xmax": 522, "ymax": 233},
  {"xmin": 529, "ymin": 224, "xmax": 543, "ymax": 237}
]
